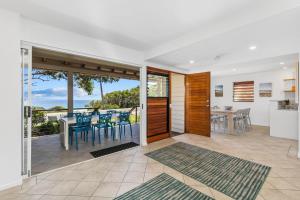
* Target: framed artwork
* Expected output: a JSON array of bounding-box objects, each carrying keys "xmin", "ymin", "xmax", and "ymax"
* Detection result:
[
  {"xmin": 215, "ymin": 85, "xmax": 223, "ymax": 97},
  {"xmin": 259, "ymin": 83, "xmax": 272, "ymax": 97}
]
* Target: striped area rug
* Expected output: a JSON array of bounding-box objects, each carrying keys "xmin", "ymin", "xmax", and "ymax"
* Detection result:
[
  {"xmin": 114, "ymin": 173, "xmax": 214, "ymax": 200},
  {"xmin": 145, "ymin": 142, "xmax": 271, "ymax": 200}
]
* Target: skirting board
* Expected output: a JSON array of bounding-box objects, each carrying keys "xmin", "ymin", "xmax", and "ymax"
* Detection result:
[{"xmin": 0, "ymin": 178, "xmax": 22, "ymax": 192}]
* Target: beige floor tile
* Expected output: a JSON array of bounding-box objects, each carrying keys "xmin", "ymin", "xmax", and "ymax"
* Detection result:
[
  {"xmin": 27, "ymin": 180, "xmax": 58, "ymax": 195},
  {"xmin": 267, "ymin": 177, "xmax": 298, "ymax": 190},
  {"xmin": 280, "ymin": 190, "xmax": 300, "ymax": 200},
  {"xmin": 89, "ymin": 197, "xmax": 113, "ymax": 200},
  {"xmin": 15, "ymin": 194, "xmax": 43, "ymax": 200},
  {"xmin": 183, "ymin": 175, "xmax": 206, "ymax": 186},
  {"xmin": 40, "ymin": 195, "xmax": 67, "ymax": 200},
  {"xmin": 93, "ymin": 182, "xmax": 121, "ymax": 197},
  {"xmin": 260, "ymin": 188, "xmax": 291, "ymax": 200},
  {"xmin": 65, "ymin": 196, "xmax": 90, "ymax": 200},
  {"xmin": 2, "ymin": 126, "xmax": 300, "ymax": 200},
  {"xmin": 110, "ymin": 163, "xmax": 130, "ymax": 173},
  {"xmin": 143, "ymin": 172, "xmax": 162, "ymax": 182},
  {"xmin": 84, "ymin": 172, "xmax": 108, "ymax": 182},
  {"xmin": 145, "ymin": 163, "xmax": 164, "ymax": 173},
  {"xmin": 71, "ymin": 181, "xmax": 100, "ymax": 196},
  {"xmin": 103, "ymin": 171, "xmax": 126, "ymax": 183},
  {"xmin": 128, "ymin": 163, "xmax": 147, "ymax": 172},
  {"xmin": 116, "ymin": 182, "xmax": 141, "ymax": 196},
  {"xmin": 123, "ymin": 171, "xmax": 144, "ymax": 183},
  {"xmin": 47, "ymin": 181, "xmax": 79, "ymax": 195}
]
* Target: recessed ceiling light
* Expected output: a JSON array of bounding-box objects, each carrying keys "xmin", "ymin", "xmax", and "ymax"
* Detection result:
[
  {"xmin": 189, "ymin": 60, "xmax": 195, "ymax": 64},
  {"xmin": 249, "ymin": 46, "xmax": 257, "ymax": 50},
  {"xmin": 280, "ymin": 62, "xmax": 285, "ymax": 65},
  {"xmin": 232, "ymin": 68, "xmax": 237, "ymax": 72},
  {"xmin": 283, "ymin": 66, "xmax": 287, "ymax": 70}
]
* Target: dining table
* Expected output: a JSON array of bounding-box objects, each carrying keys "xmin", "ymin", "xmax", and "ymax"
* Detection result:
[
  {"xmin": 211, "ymin": 108, "xmax": 237, "ymax": 135},
  {"xmin": 59, "ymin": 113, "xmax": 120, "ymax": 150}
]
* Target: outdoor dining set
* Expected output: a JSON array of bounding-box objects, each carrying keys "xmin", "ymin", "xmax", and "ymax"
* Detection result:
[{"xmin": 67, "ymin": 110, "xmax": 133, "ymax": 150}]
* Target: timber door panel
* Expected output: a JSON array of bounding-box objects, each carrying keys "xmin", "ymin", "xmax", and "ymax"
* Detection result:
[
  {"xmin": 185, "ymin": 72, "xmax": 211, "ymax": 137},
  {"xmin": 147, "ymin": 67, "xmax": 170, "ymax": 143},
  {"xmin": 147, "ymin": 98, "xmax": 168, "ymax": 136}
]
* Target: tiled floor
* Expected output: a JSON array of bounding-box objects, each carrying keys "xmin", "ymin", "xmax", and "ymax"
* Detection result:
[
  {"xmin": 1, "ymin": 125, "xmax": 300, "ymax": 200},
  {"xmin": 32, "ymin": 124, "xmax": 140, "ymax": 174}
]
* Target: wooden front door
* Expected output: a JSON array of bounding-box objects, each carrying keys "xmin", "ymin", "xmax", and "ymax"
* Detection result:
[{"xmin": 185, "ymin": 72, "xmax": 211, "ymax": 137}]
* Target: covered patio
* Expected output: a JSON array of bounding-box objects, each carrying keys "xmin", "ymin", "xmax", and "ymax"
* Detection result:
[{"xmin": 31, "ymin": 47, "xmax": 141, "ymax": 175}]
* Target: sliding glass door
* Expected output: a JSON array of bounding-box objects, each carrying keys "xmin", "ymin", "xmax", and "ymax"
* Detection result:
[{"xmin": 21, "ymin": 46, "xmax": 32, "ymax": 177}]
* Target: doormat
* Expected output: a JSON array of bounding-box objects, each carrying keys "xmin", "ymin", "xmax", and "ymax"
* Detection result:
[
  {"xmin": 114, "ymin": 173, "xmax": 214, "ymax": 200},
  {"xmin": 145, "ymin": 142, "xmax": 271, "ymax": 200},
  {"xmin": 90, "ymin": 142, "xmax": 139, "ymax": 158}
]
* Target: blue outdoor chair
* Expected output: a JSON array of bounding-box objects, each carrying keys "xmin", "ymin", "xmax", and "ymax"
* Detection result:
[
  {"xmin": 69, "ymin": 115, "xmax": 92, "ymax": 150},
  {"xmin": 92, "ymin": 114, "xmax": 115, "ymax": 145},
  {"xmin": 117, "ymin": 112, "xmax": 132, "ymax": 140}
]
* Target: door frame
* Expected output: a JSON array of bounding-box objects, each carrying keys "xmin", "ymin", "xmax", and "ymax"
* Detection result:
[
  {"xmin": 21, "ymin": 43, "xmax": 33, "ymax": 178},
  {"xmin": 20, "ymin": 41, "xmax": 146, "ymax": 176}
]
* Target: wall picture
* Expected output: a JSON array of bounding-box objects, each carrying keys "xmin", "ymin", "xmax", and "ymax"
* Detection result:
[
  {"xmin": 215, "ymin": 85, "xmax": 223, "ymax": 97},
  {"xmin": 259, "ymin": 83, "xmax": 272, "ymax": 97}
]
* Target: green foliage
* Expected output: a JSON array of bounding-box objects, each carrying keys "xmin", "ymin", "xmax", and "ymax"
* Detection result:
[
  {"xmin": 102, "ymin": 87, "xmax": 139, "ymax": 108},
  {"xmin": 86, "ymin": 86, "xmax": 139, "ymax": 109},
  {"xmin": 32, "ymin": 69, "xmax": 120, "ymax": 95},
  {"xmin": 85, "ymin": 100, "xmax": 119, "ymax": 110},
  {"xmin": 74, "ymin": 74, "xmax": 94, "ymax": 95},
  {"xmin": 32, "ymin": 110, "xmax": 46, "ymax": 127},
  {"xmin": 49, "ymin": 106, "xmax": 66, "ymax": 111},
  {"xmin": 33, "ymin": 121, "xmax": 60, "ymax": 136}
]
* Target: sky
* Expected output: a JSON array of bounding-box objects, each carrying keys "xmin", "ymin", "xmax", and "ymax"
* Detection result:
[{"xmin": 32, "ymin": 77, "xmax": 139, "ymax": 108}]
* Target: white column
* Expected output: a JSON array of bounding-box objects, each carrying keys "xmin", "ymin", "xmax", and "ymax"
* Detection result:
[
  {"xmin": 140, "ymin": 65, "xmax": 148, "ymax": 146},
  {"xmin": 67, "ymin": 71, "xmax": 74, "ymax": 113},
  {"xmin": 298, "ymin": 53, "xmax": 300, "ymax": 158}
]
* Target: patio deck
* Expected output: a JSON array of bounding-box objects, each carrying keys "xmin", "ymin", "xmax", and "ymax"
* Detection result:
[{"xmin": 32, "ymin": 124, "xmax": 140, "ymax": 175}]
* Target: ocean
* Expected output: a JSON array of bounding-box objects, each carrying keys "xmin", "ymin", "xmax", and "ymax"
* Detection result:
[{"xmin": 32, "ymin": 99, "xmax": 91, "ymax": 109}]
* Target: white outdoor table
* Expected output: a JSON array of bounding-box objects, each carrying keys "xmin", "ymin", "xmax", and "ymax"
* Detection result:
[{"xmin": 59, "ymin": 115, "xmax": 119, "ymax": 150}]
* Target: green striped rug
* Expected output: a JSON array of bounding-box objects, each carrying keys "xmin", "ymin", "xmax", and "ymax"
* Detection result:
[
  {"xmin": 145, "ymin": 142, "xmax": 271, "ymax": 200},
  {"xmin": 114, "ymin": 173, "xmax": 214, "ymax": 200}
]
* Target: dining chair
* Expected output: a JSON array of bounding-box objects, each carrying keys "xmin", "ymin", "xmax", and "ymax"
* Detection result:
[
  {"xmin": 92, "ymin": 114, "xmax": 115, "ymax": 145},
  {"xmin": 233, "ymin": 109, "xmax": 246, "ymax": 133},
  {"xmin": 67, "ymin": 112, "xmax": 82, "ymax": 118},
  {"xmin": 117, "ymin": 112, "xmax": 132, "ymax": 140},
  {"xmin": 69, "ymin": 115, "xmax": 93, "ymax": 150},
  {"xmin": 243, "ymin": 108, "xmax": 251, "ymax": 128},
  {"xmin": 211, "ymin": 114, "xmax": 227, "ymax": 133}
]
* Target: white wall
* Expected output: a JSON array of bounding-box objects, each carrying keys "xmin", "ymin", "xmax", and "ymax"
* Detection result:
[
  {"xmin": 211, "ymin": 68, "xmax": 296, "ymax": 126},
  {"xmin": 0, "ymin": 8, "xmax": 22, "ymax": 190},
  {"xmin": 0, "ymin": 11, "xmax": 146, "ymax": 191},
  {"xmin": 171, "ymin": 73, "xmax": 185, "ymax": 133},
  {"xmin": 20, "ymin": 18, "xmax": 144, "ymax": 67}
]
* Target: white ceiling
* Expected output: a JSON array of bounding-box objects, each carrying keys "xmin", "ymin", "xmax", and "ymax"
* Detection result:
[
  {"xmin": 208, "ymin": 53, "xmax": 299, "ymax": 77},
  {"xmin": 0, "ymin": 0, "xmax": 300, "ymax": 75}
]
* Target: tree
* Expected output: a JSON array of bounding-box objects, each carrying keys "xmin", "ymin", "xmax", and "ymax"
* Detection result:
[
  {"xmin": 32, "ymin": 69, "xmax": 120, "ymax": 97},
  {"xmin": 96, "ymin": 77, "xmax": 119, "ymax": 100},
  {"xmin": 32, "ymin": 69, "xmax": 94, "ymax": 94},
  {"xmin": 49, "ymin": 106, "xmax": 66, "ymax": 111}
]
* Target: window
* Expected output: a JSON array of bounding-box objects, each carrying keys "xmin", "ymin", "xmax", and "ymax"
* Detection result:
[
  {"xmin": 147, "ymin": 74, "xmax": 169, "ymax": 97},
  {"xmin": 233, "ymin": 81, "xmax": 254, "ymax": 102}
]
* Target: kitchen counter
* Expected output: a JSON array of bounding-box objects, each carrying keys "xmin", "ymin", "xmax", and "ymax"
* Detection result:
[{"xmin": 269, "ymin": 101, "xmax": 298, "ymax": 140}]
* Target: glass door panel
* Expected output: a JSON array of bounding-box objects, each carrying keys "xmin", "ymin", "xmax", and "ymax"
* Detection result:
[{"xmin": 21, "ymin": 47, "xmax": 32, "ymax": 177}]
